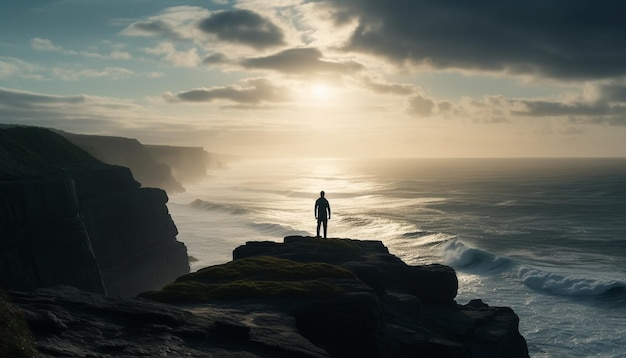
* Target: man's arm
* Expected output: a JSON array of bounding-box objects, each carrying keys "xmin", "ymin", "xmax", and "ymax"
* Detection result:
[
  {"xmin": 327, "ymin": 203, "xmax": 331, "ymax": 220},
  {"xmin": 314, "ymin": 201, "xmax": 318, "ymax": 219}
]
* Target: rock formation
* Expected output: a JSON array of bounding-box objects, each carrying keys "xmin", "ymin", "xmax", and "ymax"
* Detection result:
[
  {"xmin": 0, "ymin": 126, "xmax": 189, "ymax": 296},
  {"xmin": 6, "ymin": 235, "xmax": 529, "ymax": 357}
]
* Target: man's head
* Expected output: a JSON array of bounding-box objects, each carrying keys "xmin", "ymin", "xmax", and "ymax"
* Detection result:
[{"xmin": 320, "ymin": 190, "xmax": 325, "ymax": 197}]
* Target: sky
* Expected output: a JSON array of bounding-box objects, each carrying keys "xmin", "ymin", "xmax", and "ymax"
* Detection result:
[{"xmin": 1, "ymin": 0, "xmax": 626, "ymax": 158}]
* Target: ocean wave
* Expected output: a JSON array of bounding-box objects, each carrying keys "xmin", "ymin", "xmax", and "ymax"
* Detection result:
[
  {"xmin": 440, "ymin": 239, "xmax": 515, "ymax": 273},
  {"xmin": 247, "ymin": 221, "xmax": 311, "ymax": 237},
  {"xmin": 340, "ymin": 216, "xmax": 375, "ymax": 227},
  {"xmin": 516, "ymin": 266, "xmax": 626, "ymax": 297},
  {"xmin": 189, "ymin": 199, "xmax": 251, "ymax": 215},
  {"xmin": 442, "ymin": 239, "xmax": 626, "ymax": 298}
]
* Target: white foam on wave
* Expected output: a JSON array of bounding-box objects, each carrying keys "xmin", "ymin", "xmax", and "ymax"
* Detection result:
[
  {"xmin": 246, "ymin": 221, "xmax": 311, "ymax": 237},
  {"xmin": 440, "ymin": 239, "xmax": 515, "ymax": 273},
  {"xmin": 189, "ymin": 199, "xmax": 251, "ymax": 215},
  {"xmin": 516, "ymin": 266, "xmax": 626, "ymax": 296},
  {"xmin": 440, "ymin": 239, "xmax": 626, "ymax": 298}
]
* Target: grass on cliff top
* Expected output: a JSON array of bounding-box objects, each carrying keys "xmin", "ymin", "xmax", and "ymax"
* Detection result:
[
  {"xmin": 179, "ymin": 255, "xmax": 354, "ymax": 284},
  {"xmin": 142, "ymin": 256, "xmax": 354, "ymax": 303},
  {"xmin": 0, "ymin": 126, "xmax": 96, "ymax": 166},
  {"xmin": 0, "ymin": 291, "xmax": 36, "ymax": 358}
]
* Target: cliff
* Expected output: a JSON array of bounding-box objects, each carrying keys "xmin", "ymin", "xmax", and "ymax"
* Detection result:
[
  {"xmin": 57, "ymin": 131, "xmax": 186, "ymax": 193},
  {"xmin": 144, "ymin": 144, "xmax": 212, "ymax": 184},
  {"xmin": 0, "ymin": 126, "xmax": 189, "ymax": 296},
  {"xmin": 58, "ymin": 131, "xmax": 225, "ymax": 194},
  {"xmin": 7, "ymin": 236, "xmax": 529, "ymax": 357}
]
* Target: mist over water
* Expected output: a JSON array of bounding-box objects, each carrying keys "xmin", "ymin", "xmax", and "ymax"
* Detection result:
[{"xmin": 168, "ymin": 157, "xmax": 626, "ymax": 357}]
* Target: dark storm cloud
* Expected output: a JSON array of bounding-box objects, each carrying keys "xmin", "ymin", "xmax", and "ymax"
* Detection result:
[
  {"xmin": 164, "ymin": 79, "xmax": 291, "ymax": 104},
  {"xmin": 198, "ymin": 9, "xmax": 285, "ymax": 49},
  {"xmin": 325, "ymin": 0, "xmax": 626, "ymax": 80},
  {"xmin": 241, "ymin": 47, "xmax": 363, "ymax": 74}
]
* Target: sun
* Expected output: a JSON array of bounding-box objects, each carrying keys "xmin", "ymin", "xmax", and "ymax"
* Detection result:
[{"xmin": 311, "ymin": 84, "xmax": 331, "ymax": 100}]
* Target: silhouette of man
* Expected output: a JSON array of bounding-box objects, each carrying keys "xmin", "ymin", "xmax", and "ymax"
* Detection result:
[{"xmin": 315, "ymin": 191, "xmax": 331, "ymax": 238}]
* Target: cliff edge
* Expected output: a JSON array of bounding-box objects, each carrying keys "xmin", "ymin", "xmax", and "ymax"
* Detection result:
[
  {"xmin": 0, "ymin": 126, "xmax": 189, "ymax": 296},
  {"xmin": 7, "ymin": 236, "xmax": 528, "ymax": 357}
]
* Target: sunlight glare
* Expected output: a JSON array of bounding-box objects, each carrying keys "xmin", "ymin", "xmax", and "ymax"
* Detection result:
[{"xmin": 311, "ymin": 84, "xmax": 331, "ymax": 100}]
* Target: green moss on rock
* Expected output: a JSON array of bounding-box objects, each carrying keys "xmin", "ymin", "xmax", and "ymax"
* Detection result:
[
  {"xmin": 143, "ymin": 256, "xmax": 353, "ymax": 303},
  {"xmin": 178, "ymin": 255, "xmax": 354, "ymax": 284}
]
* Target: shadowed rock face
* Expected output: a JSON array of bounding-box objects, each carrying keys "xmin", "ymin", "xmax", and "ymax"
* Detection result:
[{"xmin": 0, "ymin": 126, "xmax": 189, "ymax": 296}]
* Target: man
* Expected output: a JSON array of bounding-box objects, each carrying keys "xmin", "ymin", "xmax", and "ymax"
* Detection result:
[{"xmin": 314, "ymin": 191, "xmax": 331, "ymax": 238}]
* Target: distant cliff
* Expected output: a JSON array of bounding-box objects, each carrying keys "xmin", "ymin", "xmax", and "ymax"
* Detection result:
[
  {"xmin": 58, "ymin": 131, "xmax": 186, "ymax": 193},
  {"xmin": 0, "ymin": 126, "xmax": 189, "ymax": 296},
  {"xmin": 56, "ymin": 131, "xmax": 228, "ymax": 193},
  {"xmin": 145, "ymin": 144, "xmax": 211, "ymax": 184}
]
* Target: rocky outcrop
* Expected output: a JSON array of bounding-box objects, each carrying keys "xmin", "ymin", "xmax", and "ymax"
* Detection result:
[
  {"xmin": 231, "ymin": 236, "xmax": 528, "ymax": 357},
  {"xmin": 7, "ymin": 236, "xmax": 528, "ymax": 357},
  {"xmin": 0, "ymin": 126, "xmax": 189, "ymax": 296}
]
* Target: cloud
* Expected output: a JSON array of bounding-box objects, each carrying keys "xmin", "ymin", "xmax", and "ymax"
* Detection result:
[
  {"xmin": 0, "ymin": 57, "xmax": 43, "ymax": 80},
  {"xmin": 203, "ymin": 53, "xmax": 228, "ymax": 65},
  {"xmin": 50, "ymin": 67, "xmax": 135, "ymax": 81},
  {"xmin": 143, "ymin": 42, "xmax": 200, "ymax": 67},
  {"xmin": 598, "ymin": 82, "xmax": 626, "ymax": 103},
  {"xmin": 197, "ymin": 9, "xmax": 285, "ymax": 49},
  {"xmin": 0, "ymin": 87, "xmax": 85, "ymax": 108},
  {"xmin": 31, "ymin": 38, "xmax": 63, "ymax": 52},
  {"xmin": 122, "ymin": 19, "xmax": 182, "ymax": 39},
  {"xmin": 120, "ymin": 6, "xmax": 210, "ymax": 41},
  {"xmin": 513, "ymin": 101, "xmax": 614, "ymax": 117},
  {"xmin": 242, "ymin": 47, "xmax": 363, "ymax": 74},
  {"xmin": 0, "ymin": 87, "xmax": 148, "ymax": 133},
  {"xmin": 361, "ymin": 77, "xmax": 416, "ymax": 95},
  {"xmin": 324, "ymin": 0, "xmax": 626, "ymax": 80},
  {"xmin": 407, "ymin": 95, "xmax": 436, "ymax": 117},
  {"xmin": 446, "ymin": 89, "xmax": 626, "ymax": 125},
  {"xmin": 163, "ymin": 78, "xmax": 291, "ymax": 105},
  {"xmin": 31, "ymin": 38, "xmax": 132, "ymax": 60}
]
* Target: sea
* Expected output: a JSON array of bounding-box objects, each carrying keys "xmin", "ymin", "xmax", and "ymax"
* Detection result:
[{"xmin": 166, "ymin": 157, "xmax": 626, "ymax": 357}]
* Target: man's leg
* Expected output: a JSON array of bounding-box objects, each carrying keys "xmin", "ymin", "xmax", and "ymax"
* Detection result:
[
  {"xmin": 322, "ymin": 219, "xmax": 328, "ymax": 239},
  {"xmin": 316, "ymin": 219, "xmax": 321, "ymax": 237}
]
